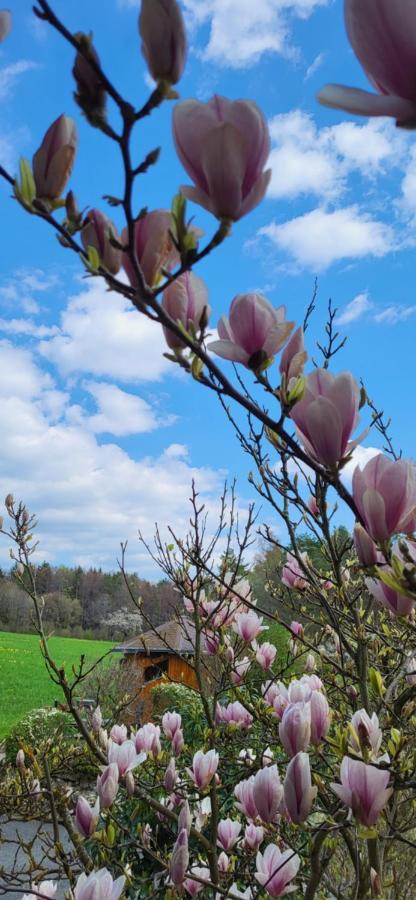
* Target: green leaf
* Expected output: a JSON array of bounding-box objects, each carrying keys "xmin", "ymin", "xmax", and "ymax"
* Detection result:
[
  {"xmin": 369, "ymin": 667, "xmax": 385, "ymax": 698},
  {"xmin": 15, "ymin": 158, "xmax": 36, "ymax": 209}
]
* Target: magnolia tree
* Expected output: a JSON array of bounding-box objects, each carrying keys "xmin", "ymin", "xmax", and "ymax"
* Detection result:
[{"xmin": 1, "ymin": 1, "xmax": 416, "ymax": 898}]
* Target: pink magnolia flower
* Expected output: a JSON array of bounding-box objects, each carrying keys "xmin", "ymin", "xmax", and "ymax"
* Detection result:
[
  {"xmin": 74, "ymin": 868, "xmax": 125, "ymax": 900},
  {"xmin": 122, "ymin": 210, "xmax": 178, "ymax": 287},
  {"xmin": 173, "ymin": 95, "xmax": 271, "ymax": 222},
  {"xmin": 261, "ymin": 747, "xmax": 274, "ymax": 767},
  {"xmin": 279, "ymin": 702, "xmax": 311, "ymax": 757},
  {"xmin": 189, "ymin": 749, "xmax": 219, "ymax": 789},
  {"xmin": 255, "ymin": 642, "xmax": 277, "ymax": 671},
  {"xmin": 81, "ymin": 209, "xmax": 122, "ymax": 275},
  {"xmin": 331, "ymin": 757, "xmax": 392, "ymax": 826},
  {"xmin": 272, "ymin": 684, "xmax": 290, "ymax": 720},
  {"xmin": 164, "ymin": 757, "xmax": 178, "ymax": 792},
  {"xmin": 301, "ymin": 674, "xmax": 323, "ymax": 693},
  {"xmin": 170, "ymin": 828, "xmax": 189, "ymax": 886},
  {"xmin": 262, "ymin": 680, "xmax": 283, "ymax": 707},
  {"xmin": 108, "ymin": 739, "xmax": 146, "ymax": 776},
  {"xmin": 234, "ymin": 776, "xmax": 258, "ymax": 820},
  {"xmin": 139, "ymin": 0, "xmax": 186, "ymax": 85},
  {"xmin": 135, "ymin": 723, "xmax": 161, "ymax": 756},
  {"xmin": 217, "ymin": 818, "xmax": 241, "ymax": 851},
  {"xmin": 91, "ymin": 706, "xmax": 102, "ymax": 734},
  {"xmin": 162, "ymin": 272, "xmax": 210, "ymax": 350},
  {"xmin": 204, "ymin": 630, "xmax": 220, "ymax": 656},
  {"xmin": 310, "ymin": 691, "xmax": 331, "ymax": 746},
  {"xmin": 289, "ymin": 620, "xmax": 304, "ymax": 638},
  {"xmin": 244, "ymin": 823, "xmax": 264, "ymax": 851},
  {"xmin": 32, "ymin": 114, "xmax": 77, "ymax": 201},
  {"xmin": 215, "ymin": 700, "xmax": 253, "ymax": 729},
  {"xmin": 252, "ymin": 765, "xmax": 283, "ymax": 824},
  {"xmin": 74, "ymin": 795, "xmax": 100, "ymax": 838},
  {"xmin": 178, "ymin": 800, "xmax": 192, "ymax": 834},
  {"xmin": 318, "ymin": 0, "xmax": 416, "ymax": 127},
  {"xmin": 96, "ymin": 764, "xmax": 119, "ymax": 809},
  {"xmin": 184, "ymin": 867, "xmax": 210, "ymax": 896},
  {"xmin": 354, "ymin": 523, "xmax": 380, "ymax": 567},
  {"xmin": 307, "ymin": 496, "xmax": 320, "ymax": 517},
  {"xmin": 353, "ymin": 455, "xmax": 416, "ymax": 542},
  {"xmin": 305, "ymin": 653, "xmax": 316, "ymax": 673},
  {"xmin": 279, "ymin": 326, "xmax": 307, "ymax": 398},
  {"xmin": 218, "ymin": 851, "xmax": 230, "ymax": 873},
  {"xmin": 0, "ymin": 10, "xmax": 11, "ymax": 42},
  {"xmin": 255, "ymin": 844, "xmax": 300, "ymax": 898},
  {"xmin": 366, "ymin": 577, "xmax": 415, "ymax": 618},
  {"xmin": 172, "ymin": 728, "xmax": 185, "ymax": 756},
  {"xmin": 290, "ymin": 369, "xmax": 364, "ymax": 467},
  {"xmin": 109, "ymin": 724, "xmax": 127, "ymax": 745},
  {"xmin": 350, "ymin": 709, "xmax": 382, "ymax": 758},
  {"xmin": 162, "ymin": 711, "xmax": 182, "ymax": 740},
  {"xmin": 282, "ymin": 555, "xmax": 309, "ymax": 591},
  {"xmin": 284, "ymin": 752, "xmax": 317, "ymax": 825},
  {"xmin": 230, "ymin": 656, "xmax": 251, "ymax": 685},
  {"xmin": 22, "ymin": 882, "xmax": 57, "ymax": 900},
  {"xmin": 233, "ymin": 610, "xmax": 266, "ymax": 642},
  {"xmin": 209, "ymin": 293, "xmax": 294, "ymax": 370}
]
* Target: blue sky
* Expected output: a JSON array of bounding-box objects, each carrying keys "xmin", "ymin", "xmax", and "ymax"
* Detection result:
[{"xmin": 0, "ymin": 0, "xmax": 415, "ymax": 577}]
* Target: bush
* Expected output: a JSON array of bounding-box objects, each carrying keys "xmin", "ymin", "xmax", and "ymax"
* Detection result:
[
  {"xmin": 152, "ymin": 682, "xmax": 205, "ymax": 744},
  {"xmin": 4, "ymin": 706, "xmax": 98, "ymax": 782}
]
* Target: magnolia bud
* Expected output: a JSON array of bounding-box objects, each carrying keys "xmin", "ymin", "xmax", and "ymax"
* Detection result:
[
  {"xmin": 139, "ymin": 0, "xmax": 187, "ymax": 86},
  {"xmin": 125, "ymin": 771, "xmax": 135, "ymax": 797},
  {"xmin": 32, "ymin": 115, "xmax": 77, "ymax": 202},
  {"xmin": 73, "ymin": 33, "xmax": 106, "ymax": 123},
  {"xmin": 0, "ymin": 10, "xmax": 11, "ymax": 43},
  {"xmin": 5, "ymin": 493, "xmax": 13, "ymax": 509},
  {"xmin": 178, "ymin": 800, "xmax": 192, "ymax": 834},
  {"xmin": 16, "ymin": 749, "xmax": 25, "ymax": 768}
]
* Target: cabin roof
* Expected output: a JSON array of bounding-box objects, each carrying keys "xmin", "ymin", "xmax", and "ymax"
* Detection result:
[{"xmin": 112, "ymin": 618, "xmax": 206, "ymax": 656}]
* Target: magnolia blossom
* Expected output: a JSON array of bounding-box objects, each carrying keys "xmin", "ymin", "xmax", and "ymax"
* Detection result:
[
  {"xmin": 218, "ymin": 852, "xmax": 230, "ymax": 873},
  {"xmin": 261, "ymin": 747, "xmax": 274, "ymax": 767},
  {"xmin": 230, "ymin": 656, "xmax": 251, "ymax": 685},
  {"xmin": 74, "ymin": 796, "xmax": 100, "ymax": 838},
  {"xmin": 349, "ymin": 709, "xmax": 383, "ymax": 758},
  {"xmin": 108, "ymin": 739, "xmax": 146, "ymax": 776},
  {"xmin": 172, "ymin": 728, "xmax": 185, "ymax": 756},
  {"xmin": 255, "ymin": 844, "xmax": 300, "ymax": 898},
  {"xmin": 96, "ymin": 764, "xmax": 119, "ymax": 809},
  {"xmin": 279, "ymin": 702, "xmax": 311, "ymax": 757},
  {"xmin": 184, "ymin": 867, "xmax": 211, "ymax": 896},
  {"xmin": 162, "ymin": 711, "xmax": 182, "ymax": 740},
  {"xmin": 216, "ymin": 700, "xmax": 253, "ymax": 729},
  {"xmin": 406, "ymin": 656, "xmax": 416, "ymax": 686},
  {"xmin": 331, "ymin": 757, "xmax": 392, "ymax": 826},
  {"xmin": 262, "ymin": 680, "xmax": 282, "ymax": 707},
  {"xmin": 170, "ymin": 828, "xmax": 189, "ymax": 886},
  {"xmin": 233, "ymin": 610, "xmax": 266, "ymax": 642},
  {"xmin": 305, "ymin": 653, "xmax": 316, "ymax": 673},
  {"xmin": 366, "ymin": 578, "xmax": 415, "ymax": 618},
  {"xmin": 22, "ymin": 882, "xmax": 57, "ymax": 900},
  {"xmin": 81, "ymin": 209, "xmax": 122, "ymax": 275},
  {"xmin": 74, "ymin": 869, "xmax": 125, "ymax": 900},
  {"xmin": 234, "ymin": 776, "xmax": 258, "ymax": 820},
  {"xmin": 209, "ymin": 293, "xmax": 294, "ymax": 370},
  {"xmin": 189, "ymin": 749, "xmax": 219, "ymax": 789},
  {"xmin": 310, "ymin": 691, "xmax": 331, "ymax": 746},
  {"xmin": 290, "ymin": 369, "xmax": 363, "ymax": 467},
  {"xmin": 178, "ymin": 800, "xmax": 192, "ymax": 834},
  {"xmin": 91, "ymin": 706, "xmax": 102, "ymax": 734},
  {"xmin": 255, "ymin": 642, "xmax": 277, "ymax": 671},
  {"xmin": 273, "ymin": 685, "xmax": 290, "ymax": 720},
  {"xmin": 135, "ymin": 723, "xmax": 161, "ymax": 755},
  {"xmin": 244, "ymin": 823, "xmax": 264, "ymax": 851},
  {"xmin": 217, "ymin": 818, "xmax": 242, "ymax": 851},
  {"xmin": 252, "ymin": 765, "xmax": 283, "ymax": 824},
  {"xmin": 318, "ymin": 0, "xmax": 416, "ymax": 127},
  {"xmin": 282, "ymin": 556, "xmax": 309, "ymax": 591},
  {"xmin": 194, "ymin": 797, "xmax": 212, "ymax": 831},
  {"xmin": 353, "ymin": 455, "xmax": 416, "ymax": 542},
  {"xmin": 109, "ymin": 724, "xmax": 127, "ymax": 745},
  {"xmin": 284, "ymin": 752, "xmax": 317, "ymax": 824},
  {"xmin": 162, "ymin": 272, "xmax": 210, "ymax": 350},
  {"xmin": 122, "ymin": 210, "xmax": 178, "ymax": 287},
  {"xmin": 0, "ymin": 9, "xmax": 11, "ymax": 42},
  {"xmin": 139, "ymin": 0, "xmax": 186, "ymax": 85},
  {"xmin": 164, "ymin": 757, "xmax": 178, "ymax": 792},
  {"xmin": 16, "ymin": 748, "xmax": 25, "ymax": 768},
  {"xmin": 279, "ymin": 326, "xmax": 307, "ymax": 396},
  {"xmin": 353, "ymin": 523, "xmax": 380, "ymax": 567},
  {"xmin": 32, "ymin": 114, "xmax": 77, "ymax": 201},
  {"xmin": 239, "ymin": 748, "xmax": 256, "ymax": 766},
  {"xmin": 173, "ymin": 95, "xmax": 271, "ymax": 221}
]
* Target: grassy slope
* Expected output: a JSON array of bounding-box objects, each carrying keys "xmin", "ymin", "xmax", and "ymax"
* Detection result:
[{"xmin": 0, "ymin": 631, "xmax": 114, "ymax": 739}]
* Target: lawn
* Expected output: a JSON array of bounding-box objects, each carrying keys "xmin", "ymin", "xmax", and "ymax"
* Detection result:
[{"xmin": 0, "ymin": 631, "xmax": 114, "ymax": 739}]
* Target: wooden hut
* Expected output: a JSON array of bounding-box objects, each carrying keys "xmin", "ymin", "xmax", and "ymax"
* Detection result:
[{"xmin": 112, "ymin": 618, "xmax": 208, "ymax": 723}]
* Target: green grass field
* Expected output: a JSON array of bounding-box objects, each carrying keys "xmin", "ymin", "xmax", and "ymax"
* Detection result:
[{"xmin": 0, "ymin": 631, "xmax": 114, "ymax": 739}]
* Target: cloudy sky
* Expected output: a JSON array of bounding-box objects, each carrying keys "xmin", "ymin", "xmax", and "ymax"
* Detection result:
[{"xmin": 0, "ymin": 0, "xmax": 414, "ymax": 577}]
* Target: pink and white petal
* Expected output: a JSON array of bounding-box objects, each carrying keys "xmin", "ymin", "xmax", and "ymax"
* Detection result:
[
  {"xmin": 180, "ymin": 184, "xmax": 214, "ymax": 216},
  {"xmin": 263, "ymin": 320, "xmax": 295, "ymax": 358},
  {"xmin": 318, "ymin": 84, "xmax": 416, "ymax": 123},
  {"xmin": 304, "ymin": 397, "xmax": 343, "ymax": 465},
  {"xmin": 239, "ymin": 169, "xmax": 272, "ymax": 219},
  {"xmin": 202, "ymin": 122, "xmax": 246, "ymax": 220},
  {"xmin": 345, "ymin": 0, "xmax": 416, "ymax": 101},
  {"xmin": 362, "ymin": 488, "xmax": 389, "ymax": 541},
  {"xmin": 173, "ymin": 101, "xmax": 220, "ymax": 189},
  {"xmin": 208, "ymin": 338, "xmax": 249, "ymax": 365}
]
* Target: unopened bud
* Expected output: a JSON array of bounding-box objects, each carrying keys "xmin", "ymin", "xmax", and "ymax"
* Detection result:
[
  {"xmin": 16, "ymin": 749, "xmax": 25, "ymax": 768},
  {"xmin": 125, "ymin": 771, "xmax": 135, "ymax": 797},
  {"xmin": 370, "ymin": 868, "xmax": 382, "ymax": 897},
  {"xmin": 73, "ymin": 33, "xmax": 106, "ymax": 124},
  {"xmin": 5, "ymin": 493, "xmax": 13, "ymax": 509}
]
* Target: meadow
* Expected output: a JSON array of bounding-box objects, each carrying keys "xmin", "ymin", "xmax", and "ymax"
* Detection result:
[{"xmin": 0, "ymin": 631, "xmax": 114, "ymax": 739}]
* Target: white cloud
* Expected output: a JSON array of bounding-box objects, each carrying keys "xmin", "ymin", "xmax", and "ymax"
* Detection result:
[
  {"xmin": 267, "ymin": 111, "xmax": 401, "ymax": 201},
  {"xmin": 0, "ymin": 341, "xmax": 232, "ymax": 576},
  {"xmin": 0, "ymin": 318, "xmax": 59, "ymax": 338},
  {"xmin": 182, "ymin": 0, "xmax": 330, "ymax": 68},
  {"xmin": 0, "ymin": 60, "xmax": 38, "ymax": 100},
  {"xmin": 39, "ymin": 280, "xmax": 171, "ymax": 383},
  {"xmin": 259, "ymin": 206, "xmax": 395, "ymax": 271},
  {"xmin": 81, "ymin": 381, "xmax": 174, "ymax": 436},
  {"xmin": 336, "ymin": 292, "xmax": 373, "ymax": 326},
  {"xmin": 0, "ymin": 269, "xmax": 61, "ymax": 316},
  {"xmin": 304, "ymin": 52, "xmax": 325, "ymax": 80},
  {"xmin": 341, "ymin": 446, "xmax": 381, "ymax": 485},
  {"xmin": 374, "ymin": 304, "xmax": 416, "ymax": 324}
]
